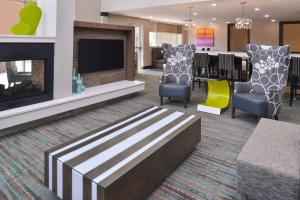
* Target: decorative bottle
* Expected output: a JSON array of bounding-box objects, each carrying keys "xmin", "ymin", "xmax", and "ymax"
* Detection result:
[
  {"xmin": 81, "ymin": 77, "xmax": 86, "ymax": 91},
  {"xmin": 76, "ymin": 74, "xmax": 83, "ymax": 94},
  {"xmin": 72, "ymin": 68, "xmax": 77, "ymax": 93}
]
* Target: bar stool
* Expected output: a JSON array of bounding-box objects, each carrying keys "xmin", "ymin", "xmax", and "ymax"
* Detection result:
[
  {"xmin": 218, "ymin": 54, "xmax": 235, "ymax": 85},
  {"xmin": 193, "ymin": 53, "xmax": 209, "ymax": 90},
  {"xmin": 290, "ymin": 57, "xmax": 300, "ymax": 107}
]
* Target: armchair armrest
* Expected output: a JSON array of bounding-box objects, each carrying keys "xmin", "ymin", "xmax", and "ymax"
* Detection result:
[
  {"xmin": 234, "ymin": 82, "xmax": 252, "ymax": 94},
  {"xmin": 161, "ymin": 74, "xmax": 166, "ymax": 84}
]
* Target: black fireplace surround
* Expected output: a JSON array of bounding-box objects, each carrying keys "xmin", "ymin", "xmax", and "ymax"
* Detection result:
[{"xmin": 0, "ymin": 43, "xmax": 54, "ymax": 111}]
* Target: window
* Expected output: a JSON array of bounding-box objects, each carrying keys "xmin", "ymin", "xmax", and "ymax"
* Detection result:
[{"xmin": 149, "ymin": 32, "xmax": 183, "ymax": 47}]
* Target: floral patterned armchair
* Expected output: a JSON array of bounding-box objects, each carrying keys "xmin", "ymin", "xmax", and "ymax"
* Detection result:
[
  {"xmin": 232, "ymin": 44, "xmax": 291, "ymax": 119},
  {"xmin": 159, "ymin": 44, "xmax": 196, "ymax": 108}
]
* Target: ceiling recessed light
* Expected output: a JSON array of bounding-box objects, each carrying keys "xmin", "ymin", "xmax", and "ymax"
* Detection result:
[
  {"xmin": 264, "ymin": 14, "xmax": 270, "ymax": 18},
  {"xmin": 271, "ymin": 19, "xmax": 276, "ymax": 22},
  {"xmin": 211, "ymin": 3, "xmax": 217, "ymax": 7},
  {"xmin": 212, "ymin": 17, "xmax": 216, "ymax": 21},
  {"xmin": 193, "ymin": 12, "xmax": 198, "ymax": 16},
  {"xmin": 254, "ymin": 8, "xmax": 260, "ymax": 11}
]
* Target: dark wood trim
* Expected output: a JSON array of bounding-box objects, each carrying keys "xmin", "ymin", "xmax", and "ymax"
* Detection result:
[
  {"xmin": 142, "ymin": 66, "xmax": 154, "ymax": 69},
  {"xmin": 73, "ymin": 21, "xmax": 136, "ymax": 87},
  {"xmin": 227, "ymin": 23, "xmax": 250, "ymax": 52},
  {"xmin": 279, "ymin": 21, "xmax": 300, "ymax": 53},
  {"xmin": 74, "ymin": 21, "xmax": 134, "ymax": 32}
]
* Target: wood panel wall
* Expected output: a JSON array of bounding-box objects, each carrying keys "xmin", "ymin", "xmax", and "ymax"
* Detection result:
[
  {"xmin": 74, "ymin": 21, "xmax": 135, "ymax": 88},
  {"xmin": 280, "ymin": 22, "xmax": 300, "ymax": 53}
]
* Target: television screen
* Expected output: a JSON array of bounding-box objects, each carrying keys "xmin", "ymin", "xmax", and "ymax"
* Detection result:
[{"xmin": 78, "ymin": 39, "xmax": 124, "ymax": 74}]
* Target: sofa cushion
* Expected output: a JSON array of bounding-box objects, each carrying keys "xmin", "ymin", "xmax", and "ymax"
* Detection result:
[
  {"xmin": 232, "ymin": 93, "xmax": 268, "ymax": 117},
  {"xmin": 159, "ymin": 83, "xmax": 190, "ymax": 98},
  {"xmin": 237, "ymin": 118, "xmax": 300, "ymax": 200}
]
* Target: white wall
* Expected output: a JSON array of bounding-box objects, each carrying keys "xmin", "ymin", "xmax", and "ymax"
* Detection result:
[
  {"xmin": 75, "ymin": 0, "xmax": 101, "ymax": 22},
  {"xmin": 189, "ymin": 21, "xmax": 227, "ymax": 51},
  {"xmin": 0, "ymin": 0, "xmax": 22, "ymax": 34},
  {"xmin": 188, "ymin": 20, "xmax": 280, "ymax": 51},
  {"xmin": 101, "ymin": 0, "xmax": 208, "ymax": 12}
]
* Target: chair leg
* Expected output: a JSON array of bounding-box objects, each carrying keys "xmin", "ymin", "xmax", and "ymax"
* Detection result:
[
  {"xmin": 274, "ymin": 115, "xmax": 279, "ymax": 120},
  {"xmin": 198, "ymin": 79, "xmax": 201, "ymax": 89},
  {"xmin": 160, "ymin": 96, "xmax": 163, "ymax": 106},
  {"xmin": 184, "ymin": 99, "xmax": 188, "ymax": 108},
  {"xmin": 192, "ymin": 80, "xmax": 195, "ymax": 91},
  {"xmin": 290, "ymin": 85, "xmax": 294, "ymax": 107},
  {"xmin": 231, "ymin": 106, "xmax": 235, "ymax": 119},
  {"xmin": 241, "ymin": 194, "xmax": 248, "ymax": 200}
]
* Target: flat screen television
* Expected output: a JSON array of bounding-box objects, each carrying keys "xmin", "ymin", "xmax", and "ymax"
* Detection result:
[{"xmin": 78, "ymin": 39, "xmax": 124, "ymax": 74}]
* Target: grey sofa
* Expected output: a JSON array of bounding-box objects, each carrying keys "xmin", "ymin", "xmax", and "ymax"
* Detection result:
[
  {"xmin": 237, "ymin": 118, "xmax": 300, "ymax": 200},
  {"xmin": 151, "ymin": 47, "xmax": 164, "ymax": 70},
  {"xmin": 159, "ymin": 44, "xmax": 196, "ymax": 108},
  {"xmin": 232, "ymin": 44, "xmax": 291, "ymax": 120}
]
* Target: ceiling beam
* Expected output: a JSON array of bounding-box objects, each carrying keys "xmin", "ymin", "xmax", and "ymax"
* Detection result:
[{"xmin": 101, "ymin": 0, "xmax": 211, "ymax": 12}]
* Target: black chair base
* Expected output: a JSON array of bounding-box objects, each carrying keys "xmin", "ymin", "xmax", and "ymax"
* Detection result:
[
  {"xmin": 232, "ymin": 106, "xmax": 279, "ymax": 120},
  {"xmin": 290, "ymin": 76, "xmax": 299, "ymax": 107},
  {"xmin": 160, "ymin": 96, "xmax": 189, "ymax": 108}
]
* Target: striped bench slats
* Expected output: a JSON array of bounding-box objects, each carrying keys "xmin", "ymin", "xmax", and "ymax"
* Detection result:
[{"xmin": 45, "ymin": 106, "xmax": 201, "ymax": 200}]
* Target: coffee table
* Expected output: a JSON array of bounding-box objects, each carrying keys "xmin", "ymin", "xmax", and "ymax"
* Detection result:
[{"xmin": 45, "ymin": 106, "xmax": 201, "ymax": 200}]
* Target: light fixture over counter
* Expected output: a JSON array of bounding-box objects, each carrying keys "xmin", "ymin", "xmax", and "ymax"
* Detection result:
[
  {"xmin": 235, "ymin": 1, "xmax": 252, "ymax": 29},
  {"xmin": 183, "ymin": 7, "xmax": 196, "ymax": 31}
]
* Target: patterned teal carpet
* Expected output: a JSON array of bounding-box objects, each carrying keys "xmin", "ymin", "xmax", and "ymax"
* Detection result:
[{"xmin": 0, "ymin": 73, "xmax": 299, "ymax": 200}]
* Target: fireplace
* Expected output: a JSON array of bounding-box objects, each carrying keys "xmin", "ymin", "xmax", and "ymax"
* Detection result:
[{"xmin": 0, "ymin": 43, "xmax": 54, "ymax": 111}]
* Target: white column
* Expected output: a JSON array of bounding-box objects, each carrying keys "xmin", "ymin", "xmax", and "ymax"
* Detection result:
[
  {"xmin": 37, "ymin": 0, "xmax": 57, "ymax": 37},
  {"xmin": 53, "ymin": 0, "xmax": 75, "ymax": 99}
]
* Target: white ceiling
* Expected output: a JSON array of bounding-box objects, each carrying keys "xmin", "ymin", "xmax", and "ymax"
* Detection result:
[{"xmin": 110, "ymin": 0, "xmax": 300, "ymax": 25}]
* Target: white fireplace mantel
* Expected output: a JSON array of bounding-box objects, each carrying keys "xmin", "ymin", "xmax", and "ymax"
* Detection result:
[
  {"xmin": 0, "ymin": 80, "xmax": 145, "ymax": 131},
  {"xmin": 0, "ymin": 35, "xmax": 55, "ymax": 43}
]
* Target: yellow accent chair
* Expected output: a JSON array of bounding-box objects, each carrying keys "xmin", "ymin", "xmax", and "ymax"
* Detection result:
[
  {"xmin": 197, "ymin": 80, "xmax": 230, "ymax": 115},
  {"xmin": 11, "ymin": 0, "xmax": 42, "ymax": 35}
]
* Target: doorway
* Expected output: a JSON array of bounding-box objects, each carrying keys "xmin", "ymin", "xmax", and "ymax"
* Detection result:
[
  {"xmin": 228, "ymin": 24, "xmax": 250, "ymax": 52},
  {"xmin": 135, "ymin": 26, "xmax": 144, "ymax": 69}
]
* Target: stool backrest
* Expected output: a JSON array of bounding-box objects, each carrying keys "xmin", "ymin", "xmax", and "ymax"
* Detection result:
[
  {"xmin": 194, "ymin": 53, "xmax": 209, "ymax": 68},
  {"xmin": 291, "ymin": 57, "xmax": 300, "ymax": 77},
  {"xmin": 218, "ymin": 54, "xmax": 235, "ymax": 72}
]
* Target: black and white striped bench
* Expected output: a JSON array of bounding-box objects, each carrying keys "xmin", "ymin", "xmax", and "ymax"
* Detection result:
[{"xmin": 45, "ymin": 106, "xmax": 201, "ymax": 200}]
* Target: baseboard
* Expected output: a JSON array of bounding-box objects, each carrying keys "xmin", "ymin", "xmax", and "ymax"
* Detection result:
[{"xmin": 143, "ymin": 66, "xmax": 153, "ymax": 69}]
